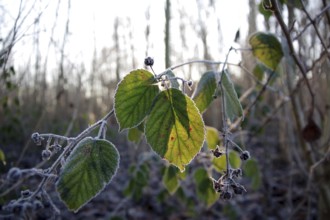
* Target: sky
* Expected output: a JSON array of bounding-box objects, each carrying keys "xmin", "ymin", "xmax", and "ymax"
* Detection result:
[{"xmin": 1, "ymin": 0, "xmax": 252, "ymax": 81}]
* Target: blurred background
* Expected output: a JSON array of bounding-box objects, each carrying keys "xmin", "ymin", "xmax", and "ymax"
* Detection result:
[{"xmin": 0, "ymin": 0, "xmax": 330, "ymax": 219}]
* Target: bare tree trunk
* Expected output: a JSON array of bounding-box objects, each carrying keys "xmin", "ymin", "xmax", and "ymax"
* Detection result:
[
  {"xmin": 113, "ymin": 17, "xmax": 121, "ymax": 82},
  {"xmin": 56, "ymin": 0, "xmax": 71, "ymax": 106},
  {"xmin": 164, "ymin": 0, "xmax": 171, "ymax": 68}
]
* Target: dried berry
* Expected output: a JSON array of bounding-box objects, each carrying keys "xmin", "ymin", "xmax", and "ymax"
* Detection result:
[
  {"xmin": 240, "ymin": 150, "xmax": 250, "ymax": 161},
  {"xmin": 302, "ymin": 118, "xmax": 321, "ymax": 142},
  {"xmin": 21, "ymin": 190, "xmax": 31, "ymax": 198},
  {"xmin": 41, "ymin": 150, "xmax": 52, "ymax": 161},
  {"xmin": 7, "ymin": 167, "xmax": 22, "ymax": 182},
  {"xmin": 144, "ymin": 57, "xmax": 154, "ymax": 66},
  {"xmin": 211, "ymin": 147, "xmax": 222, "ymax": 158},
  {"xmin": 187, "ymin": 80, "xmax": 193, "ymax": 87},
  {"xmin": 213, "ymin": 180, "xmax": 221, "ymax": 192},
  {"xmin": 232, "ymin": 184, "xmax": 246, "ymax": 195},
  {"xmin": 232, "ymin": 168, "xmax": 242, "ymax": 177},
  {"xmin": 31, "ymin": 132, "xmax": 43, "ymax": 145},
  {"xmin": 221, "ymin": 191, "xmax": 232, "ymax": 200}
]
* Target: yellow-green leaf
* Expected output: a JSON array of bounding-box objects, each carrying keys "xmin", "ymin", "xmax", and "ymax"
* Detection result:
[
  {"xmin": 0, "ymin": 148, "xmax": 6, "ymax": 165},
  {"xmin": 213, "ymin": 151, "xmax": 241, "ymax": 173},
  {"xmin": 249, "ymin": 32, "xmax": 283, "ymax": 71},
  {"xmin": 145, "ymin": 89, "xmax": 205, "ymax": 172},
  {"xmin": 205, "ymin": 126, "xmax": 220, "ymax": 150},
  {"xmin": 56, "ymin": 137, "xmax": 119, "ymax": 212},
  {"xmin": 114, "ymin": 69, "xmax": 159, "ymax": 130},
  {"xmin": 162, "ymin": 165, "xmax": 181, "ymax": 195},
  {"xmin": 127, "ymin": 127, "xmax": 142, "ymax": 143}
]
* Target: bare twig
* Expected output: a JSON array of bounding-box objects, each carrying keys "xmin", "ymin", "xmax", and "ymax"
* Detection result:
[
  {"xmin": 299, "ymin": 0, "xmax": 330, "ymax": 60},
  {"xmin": 270, "ymin": 0, "xmax": 315, "ymax": 113},
  {"xmin": 293, "ymin": 4, "xmax": 330, "ymax": 40}
]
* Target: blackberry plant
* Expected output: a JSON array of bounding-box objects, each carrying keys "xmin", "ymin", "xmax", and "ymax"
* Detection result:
[{"xmin": 1, "ymin": 31, "xmax": 283, "ymax": 218}]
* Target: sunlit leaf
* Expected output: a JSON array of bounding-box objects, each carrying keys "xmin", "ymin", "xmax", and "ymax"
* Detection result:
[
  {"xmin": 163, "ymin": 70, "xmax": 180, "ymax": 89},
  {"xmin": 114, "ymin": 69, "xmax": 160, "ymax": 130},
  {"xmin": 205, "ymin": 126, "xmax": 220, "ymax": 150},
  {"xmin": 145, "ymin": 88, "xmax": 205, "ymax": 172},
  {"xmin": 192, "ymin": 71, "xmax": 217, "ymax": 113},
  {"xmin": 243, "ymin": 159, "xmax": 261, "ymax": 190},
  {"xmin": 57, "ymin": 137, "xmax": 119, "ymax": 212},
  {"xmin": 220, "ymin": 70, "xmax": 244, "ymax": 122},
  {"xmin": 213, "ymin": 151, "xmax": 241, "ymax": 173},
  {"xmin": 162, "ymin": 165, "xmax": 181, "ymax": 195},
  {"xmin": 194, "ymin": 168, "xmax": 219, "ymax": 208},
  {"xmin": 249, "ymin": 32, "xmax": 283, "ymax": 71}
]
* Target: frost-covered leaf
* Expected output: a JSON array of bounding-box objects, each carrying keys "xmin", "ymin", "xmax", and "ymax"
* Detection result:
[
  {"xmin": 221, "ymin": 70, "xmax": 244, "ymax": 122},
  {"xmin": 163, "ymin": 70, "xmax": 180, "ymax": 89},
  {"xmin": 114, "ymin": 69, "xmax": 159, "ymax": 130},
  {"xmin": 213, "ymin": 151, "xmax": 241, "ymax": 173},
  {"xmin": 162, "ymin": 165, "xmax": 181, "ymax": 195},
  {"xmin": 249, "ymin": 32, "xmax": 283, "ymax": 71},
  {"xmin": 145, "ymin": 88, "xmax": 205, "ymax": 172},
  {"xmin": 194, "ymin": 168, "xmax": 219, "ymax": 208},
  {"xmin": 192, "ymin": 71, "xmax": 217, "ymax": 113},
  {"xmin": 205, "ymin": 126, "xmax": 220, "ymax": 150},
  {"xmin": 57, "ymin": 137, "xmax": 119, "ymax": 212}
]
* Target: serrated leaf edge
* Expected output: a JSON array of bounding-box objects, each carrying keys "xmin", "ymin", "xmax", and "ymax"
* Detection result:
[
  {"xmin": 56, "ymin": 137, "xmax": 120, "ymax": 213},
  {"xmin": 145, "ymin": 88, "xmax": 206, "ymax": 172}
]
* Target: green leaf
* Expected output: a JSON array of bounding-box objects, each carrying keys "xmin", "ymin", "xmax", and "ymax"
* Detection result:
[
  {"xmin": 0, "ymin": 148, "xmax": 6, "ymax": 165},
  {"xmin": 249, "ymin": 32, "xmax": 283, "ymax": 71},
  {"xmin": 243, "ymin": 159, "xmax": 261, "ymax": 190},
  {"xmin": 221, "ymin": 70, "xmax": 244, "ymax": 122},
  {"xmin": 163, "ymin": 70, "xmax": 180, "ymax": 89},
  {"xmin": 56, "ymin": 137, "xmax": 119, "ymax": 212},
  {"xmin": 258, "ymin": 2, "xmax": 272, "ymax": 20},
  {"xmin": 205, "ymin": 126, "xmax": 220, "ymax": 150},
  {"xmin": 192, "ymin": 71, "xmax": 217, "ymax": 113},
  {"xmin": 114, "ymin": 69, "xmax": 160, "ymax": 130},
  {"xmin": 145, "ymin": 88, "xmax": 205, "ymax": 172},
  {"xmin": 193, "ymin": 168, "xmax": 219, "ymax": 208},
  {"xmin": 213, "ymin": 151, "xmax": 241, "ymax": 173},
  {"xmin": 124, "ymin": 163, "xmax": 150, "ymax": 201},
  {"xmin": 162, "ymin": 165, "xmax": 180, "ymax": 195},
  {"xmin": 252, "ymin": 64, "xmax": 265, "ymax": 81},
  {"xmin": 127, "ymin": 127, "xmax": 143, "ymax": 143}
]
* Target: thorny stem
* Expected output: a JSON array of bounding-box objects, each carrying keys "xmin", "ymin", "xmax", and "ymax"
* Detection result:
[{"xmin": 30, "ymin": 109, "xmax": 115, "ymax": 198}]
